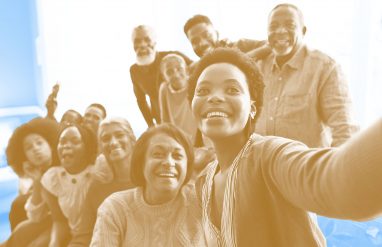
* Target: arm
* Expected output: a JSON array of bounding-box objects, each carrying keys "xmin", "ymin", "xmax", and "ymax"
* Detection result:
[
  {"xmin": 90, "ymin": 198, "xmax": 124, "ymax": 247},
  {"xmin": 159, "ymin": 83, "xmax": 170, "ymax": 123},
  {"xmin": 41, "ymin": 187, "xmax": 71, "ymax": 247},
  {"xmin": 130, "ymin": 67, "xmax": 155, "ymax": 127},
  {"xmin": 266, "ymin": 119, "xmax": 382, "ymax": 221},
  {"xmin": 318, "ymin": 62, "xmax": 359, "ymax": 146}
]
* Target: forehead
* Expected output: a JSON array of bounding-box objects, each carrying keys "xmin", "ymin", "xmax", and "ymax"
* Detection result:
[
  {"xmin": 148, "ymin": 133, "xmax": 184, "ymax": 150},
  {"xmin": 23, "ymin": 133, "xmax": 45, "ymax": 143},
  {"xmin": 85, "ymin": 107, "xmax": 104, "ymax": 116},
  {"xmin": 61, "ymin": 126, "xmax": 81, "ymax": 138},
  {"xmin": 100, "ymin": 123, "xmax": 126, "ymax": 135},
  {"xmin": 269, "ymin": 6, "xmax": 302, "ymax": 24},
  {"xmin": 187, "ymin": 22, "xmax": 215, "ymax": 37},
  {"xmin": 163, "ymin": 57, "xmax": 185, "ymax": 68},
  {"xmin": 132, "ymin": 28, "xmax": 155, "ymax": 41},
  {"xmin": 198, "ymin": 63, "xmax": 248, "ymax": 85}
]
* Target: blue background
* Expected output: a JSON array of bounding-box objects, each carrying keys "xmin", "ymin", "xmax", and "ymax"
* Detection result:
[{"xmin": 1, "ymin": 0, "xmax": 382, "ymax": 246}]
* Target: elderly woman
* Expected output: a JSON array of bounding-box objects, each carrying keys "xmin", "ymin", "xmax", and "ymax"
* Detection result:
[
  {"xmin": 5, "ymin": 117, "xmax": 60, "ymax": 247},
  {"xmin": 90, "ymin": 123, "xmax": 206, "ymax": 246},
  {"xmin": 41, "ymin": 123, "xmax": 97, "ymax": 246},
  {"xmin": 69, "ymin": 117, "xmax": 136, "ymax": 246}
]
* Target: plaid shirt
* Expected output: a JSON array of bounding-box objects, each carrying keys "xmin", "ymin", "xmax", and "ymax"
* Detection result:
[{"xmin": 256, "ymin": 45, "xmax": 358, "ymax": 147}]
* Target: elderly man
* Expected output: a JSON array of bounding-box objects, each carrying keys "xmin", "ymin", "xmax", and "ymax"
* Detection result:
[
  {"xmin": 183, "ymin": 14, "xmax": 270, "ymax": 60},
  {"xmin": 130, "ymin": 25, "xmax": 192, "ymax": 127},
  {"xmin": 256, "ymin": 4, "xmax": 358, "ymax": 147}
]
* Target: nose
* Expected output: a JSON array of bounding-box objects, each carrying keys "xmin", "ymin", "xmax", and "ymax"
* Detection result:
[
  {"xmin": 274, "ymin": 26, "xmax": 288, "ymax": 34},
  {"xmin": 109, "ymin": 135, "xmax": 118, "ymax": 146},
  {"xmin": 162, "ymin": 154, "xmax": 176, "ymax": 167},
  {"xmin": 207, "ymin": 90, "xmax": 224, "ymax": 104}
]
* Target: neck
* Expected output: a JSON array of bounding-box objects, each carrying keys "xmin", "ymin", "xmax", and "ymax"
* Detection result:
[
  {"xmin": 212, "ymin": 132, "xmax": 248, "ymax": 172},
  {"xmin": 144, "ymin": 188, "xmax": 178, "ymax": 205},
  {"xmin": 111, "ymin": 158, "xmax": 131, "ymax": 182},
  {"xmin": 275, "ymin": 43, "xmax": 302, "ymax": 68},
  {"xmin": 66, "ymin": 163, "xmax": 88, "ymax": 175}
]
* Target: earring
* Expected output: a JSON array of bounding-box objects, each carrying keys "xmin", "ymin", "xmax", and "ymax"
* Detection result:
[{"xmin": 250, "ymin": 111, "xmax": 256, "ymax": 119}]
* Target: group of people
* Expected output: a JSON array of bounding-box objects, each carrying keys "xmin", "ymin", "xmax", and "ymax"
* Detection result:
[{"xmin": 3, "ymin": 3, "xmax": 382, "ymax": 247}]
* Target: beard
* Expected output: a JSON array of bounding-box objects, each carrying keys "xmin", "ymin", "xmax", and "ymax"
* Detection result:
[{"xmin": 136, "ymin": 51, "xmax": 156, "ymax": 65}]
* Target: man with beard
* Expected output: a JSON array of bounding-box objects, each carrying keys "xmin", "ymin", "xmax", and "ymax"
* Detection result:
[
  {"xmin": 183, "ymin": 14, "xmax": 270, "ymax": 60},
  {"xmin": 256, "ymin": 3, "xmax": 358, "ymax": 147},
  {"xmin": 130, "ymin": 25, "xmax": 192, "ymax": 127}
]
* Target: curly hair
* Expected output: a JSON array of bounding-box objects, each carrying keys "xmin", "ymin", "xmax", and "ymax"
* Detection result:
[
  {"xmin": 130, "ymin": 123, "xmax": 194, "ymax": 188},
  {"xmin": 188, "ymin": 47, "xmax": 264, "ymax": 109},
  {"xmin": 6, "ymin": 117, "xmax": 60, "ymax": 177}
]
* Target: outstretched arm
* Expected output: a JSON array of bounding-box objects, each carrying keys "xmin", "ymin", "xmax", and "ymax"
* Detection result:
[{"xmin": 267, "ymin": 118, "xmax": 382, "ymax": 221}]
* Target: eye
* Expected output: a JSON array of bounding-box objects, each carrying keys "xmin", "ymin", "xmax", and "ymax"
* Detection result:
[
  {"xmin": 195, "ymin": 87, "xmax": 209, "ymax": 96},
  {"xmin": 115, "ymin": 133, "xmax": 126, "ymax": 139},
  {"xmin": 101, "ymin": 135, "xmax": 111, "ymax": 143},
  {"xmin": 173, "ymin": 152, "xmax": 184, "ymax": 160},
  {"xmin": 152, "ymin": 151, "xmax": 164, "ymax": 158},
  {"xmin": 226, "ymin": 87, "xmax": 240, "ymax": 95}
]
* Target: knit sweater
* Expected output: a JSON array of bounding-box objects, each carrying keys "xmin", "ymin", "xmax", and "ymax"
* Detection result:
[{"xmin": 90, "ymin": 183, "xmax": 206, "ymax": 246}]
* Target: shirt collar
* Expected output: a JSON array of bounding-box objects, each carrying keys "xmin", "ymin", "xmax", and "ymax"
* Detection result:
[{"xmin": 271, "ymin": 44, "xmax": 307, "ymax": 71}]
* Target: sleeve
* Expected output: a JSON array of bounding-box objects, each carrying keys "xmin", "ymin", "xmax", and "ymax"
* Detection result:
[
  {"xmin": 159, "ymin": 83, "xmax": 170, "ymax": 123},
  {"xmin": 90, "ymin": 196, "xmax": 125, "ymax": 247},
  {"xmin": 318, "ymin": 61, "xmax": 359, "ymax": 147},
  {"xmin": 234, "ymin": 39, "xmax": 267, "ymax": 53},
  {"xmin": 265, "ymin": 119, "xmax": 382, "ymax": 221},
  {"xmin": 40, "ymin": 167, "xmax": 60, "ymax": 197},
  {"xmin": 130, "ymin": 66, "xmax": 154, "ymax": 127}
]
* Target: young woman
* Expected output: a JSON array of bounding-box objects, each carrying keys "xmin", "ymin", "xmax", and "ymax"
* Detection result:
[
  {"xmin": 70, "ymin": 117, "xmax": 137, "ymax": 246},
  {"xmin": 188, "ymin": 47, "xmax": 382, "ymax": 246},
  {"xmin": 90, "ymin": 123, "xmax": 206, "ymax": 246},
  {"xmin": 41, "ymin": 123, "xmax": 97, "ymax": 246},
  {"xmin": 5, "ymin": 117, "xmax": 60, "ymax": 247}
]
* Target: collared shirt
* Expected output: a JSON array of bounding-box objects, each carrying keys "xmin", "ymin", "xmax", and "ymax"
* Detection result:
[{"xmin": 256, "ymin": 45, "xmax": 358, "ymax": 147}]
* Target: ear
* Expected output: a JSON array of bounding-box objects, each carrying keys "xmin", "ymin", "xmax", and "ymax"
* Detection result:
[
  {"xmin": 250, "ymin": 101, "xmax": 257, "ymax": 119},
  {"xmin": 302, "ymin": 26, "xmax": 307, "ymax": 36}
]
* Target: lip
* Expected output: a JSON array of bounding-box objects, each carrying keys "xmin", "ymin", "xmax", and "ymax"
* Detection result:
[
  {"xmin": 155, "ymin": 170, "xmax": 178, "ymax": 178},
  {"xmin": 202, "ymin": 108, "xmax": 230, "ymax": 119}
]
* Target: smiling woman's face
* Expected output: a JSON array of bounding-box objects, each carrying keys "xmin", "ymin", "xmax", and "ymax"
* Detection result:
[
  {"xmin": 143, "ymin": 133, "xmax": 187, "ymax": 204},
  {"xmin": 191, "ymin": 62, "xmax": 252, "ymax": 140},
  {"xmin": 57, "ymin": 126, "xmax": 87, "ymax": 173}
]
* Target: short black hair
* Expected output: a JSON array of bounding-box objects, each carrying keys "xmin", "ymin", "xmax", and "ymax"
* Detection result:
[
  {"xmin": 269, "ymin": 3, "xmax": 305, "ymax": 27},
  {"xmin": 187, "ymin": 47, "xmax": 265, "ymax": 134},
  {"xmin": 6, "ymin": 117, "xmax": 60, "ymax": 176},
  {"xmin": 184, "ymin": 14, "xmax": 213, "ymax": 35},
  {"xmin": 130, "ymin": 123, "xmax": 194, "ymax": 187},
  {"xmin": 87, "ymin": 103, "xmax": 107, "ymax": 118}
]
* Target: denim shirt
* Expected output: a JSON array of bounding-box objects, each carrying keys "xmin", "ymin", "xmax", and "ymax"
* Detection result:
[{"xmin": 256, "ymin": 45, "xmax": 358, "ymax": 147}]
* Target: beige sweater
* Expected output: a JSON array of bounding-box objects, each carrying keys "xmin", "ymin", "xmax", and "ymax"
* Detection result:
[{"xmin": 90, "ymin": 183, "xmax": 205, "ymax": 246}]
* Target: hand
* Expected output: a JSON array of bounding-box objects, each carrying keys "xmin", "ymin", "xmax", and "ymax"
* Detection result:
[{"xmin": 22, "ymin": 161, "xmax": 43, "ymax": 181}]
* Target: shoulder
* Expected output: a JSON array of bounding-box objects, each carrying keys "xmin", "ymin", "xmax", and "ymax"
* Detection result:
[
  {"xmin": 41, "ymin": 166, "xmax": 65, "ymax": 195},
  {"xmin": 305, "ymin": 46, "xmax": 338, "ymax": 67},
  {"xmin": 99, "ymin": 188, "xmax": 138, "ymax": 213}
]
